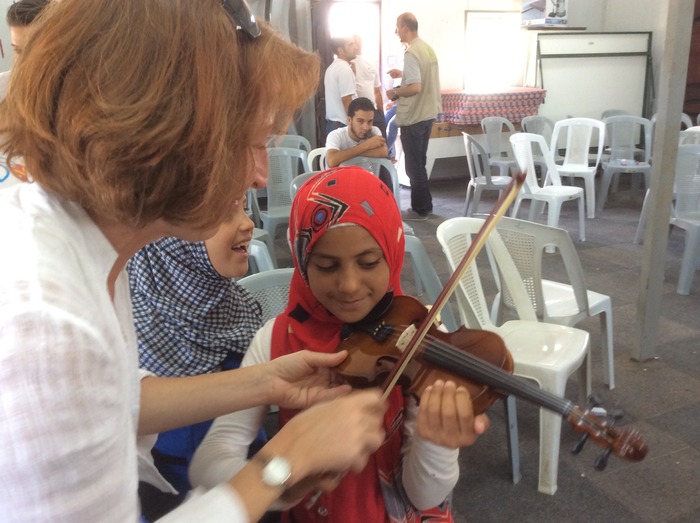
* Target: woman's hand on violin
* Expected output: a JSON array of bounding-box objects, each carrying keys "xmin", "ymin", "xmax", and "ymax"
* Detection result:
[
  {"xmin": 263, "ymin": 389, "xmax": 386, "ymax": 485},
  {"xmin": 416, "ymin": 380, "xmax": 490, "ymax": 449},
  {"xmin": 264, "ymin": 349, "xmax": 353, "ymax": 410}
]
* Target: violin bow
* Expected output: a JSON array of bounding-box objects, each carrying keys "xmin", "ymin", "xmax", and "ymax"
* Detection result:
[{"xmin": 379, "ymin": 172, "xmax": 526, "ymax": 399}]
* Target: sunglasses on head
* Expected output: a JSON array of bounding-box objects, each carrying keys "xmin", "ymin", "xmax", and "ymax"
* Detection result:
[{"xmin": 222, "ymin": 0, "xmax": 261, "ymax": 39}]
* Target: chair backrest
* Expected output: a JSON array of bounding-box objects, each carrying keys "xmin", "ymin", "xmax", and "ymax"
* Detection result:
[
  {"xmin": 265, "ymin": 147, "xmax": 310, "ymax": 212},
  {"xmin": 436, "ymin": 217, "xmax": 537, "ymax": 329},
  {"xmin": 509, "ymin": 132, "xmax": 563, "ymax": 192},
  {"xmin": 550, "ymin": 117, "xmax": 606, "ymax": 167},
  {"xmin": 273, "ymin": 134, "xmax": 312, "ymax": 153},
  {"xmin": 681, "ymin": 112, "xmax": 694, "ymax": 130},
  {"xmin": 462, "ymin": 133, "xmax": 494, "ymax": 183},
  {"xmin": 494, "ymin": 217, "xmax": 589, "ymax": 325},
  {"xmin": 308, "ymin": 147, "xmax": 328, "ymax": 171},
  {"xmin": 236, "ymin": 268, "xmax": 294, "ymax": 324},
  {"xmin": 339, "ymin": 156, "xmax": 401, "ymax": 206},
  {"xmin": 603, "ymin": 115, "xmax": 652, "ymax": 163},
  {"xmin": 248, "ymin": 239, "xmax": 276, "ymax": 274},
  {"xmin": 521, "ymin": 115, "xmax": 554, "ymax": 145},
  {"xmin": 480, "ymin": 116, "xmax": 516, "ymax": 160},
  {"xmin": 673, "ymin": 144, "xmax": 700, "ymax": 220},
  {"xmin": 290, "ymin": 170, "xmax": 322, "ymax": 198},
  {"xmin": 679, "ymin": 126, "xmax": 700, "ymax": 145},
  {"xmin": 601, "ymin": 109, "xmax": 629, "ymax": 119}
]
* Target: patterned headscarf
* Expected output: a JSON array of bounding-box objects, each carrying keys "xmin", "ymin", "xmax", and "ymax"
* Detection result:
[
  {"xmin": 128, "ymin": 238, "xmax": 262, "ymax": 377},
  {"xmin": 279, "ymin": 167, "xmax": 405, "ymax": 354}
]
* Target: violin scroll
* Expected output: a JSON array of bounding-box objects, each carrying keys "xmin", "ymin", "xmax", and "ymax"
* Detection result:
[{"xmin": 568, "ymin": 404, "xmax": 648, "ymax": 468}]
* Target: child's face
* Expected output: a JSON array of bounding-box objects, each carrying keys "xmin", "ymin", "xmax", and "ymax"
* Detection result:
[
  {"xmin": 205, "ymin": 197, "xmax": 255, "ymax": 279},
  {"xmin": 306, "ymin": 225, "xmax": 390, "ymax": 324}
]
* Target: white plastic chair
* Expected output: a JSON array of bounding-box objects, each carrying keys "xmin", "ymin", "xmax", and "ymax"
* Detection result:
[
  {"xmin": 521, "ymin": 115, "xmax": 555, "ymax": 144},
  {"xmin": 679, "ymin": 126, "xmax": 700, "ymax": 145},
  {"xmin": 597, "ymin": 115, "xmax": 652, "ymax": 214},
  {"xmin": 550, "ymin": 118, "xmax": 606, "ymax": 219},
  {"xmin": 633, "ymin": 144, "xmax": 700, "ymax": 245},
  {"xmin": 237, "ymin": 268, "xmax": 294, "ymax": 323},
  {"xmin": 462, "ymin": 132, "xmax": 512, "ymax": 217},
  {"xmin": 682, "ymin": 113, "xmax": 694, "ymax": 130},
  {"xmin": 600, "ymin": 109, "xmax": 629, "ymax": 119},
  {"xmin": 521, "ymin": 115, "xmax": 555, "ymax": 174},
  {"xmin": 248, "ymin": 239, "xmax": 276, "ymax": 274},
  {"xmin": 480, "ymin": 116, "xmax": 518, "ymax": 178},
  {"xmin": 509, "ymin": 133, "xmax": 586, "ymax": 247},
  {"xmin": 492, "ymin": 216, "xmax": 615, "ymax": 389},
  {"xmin": 254, "ymin": 147, "xmax": 310, "ymax": 239},
  {"xmin": 437, "ymin": 216, "xmax": 591, "ymax": 495},
  {"xmin": 289, "ymin": 171, "xmax": 321, "ymax": 199},
  {"xmin": 252, "ymin": 228, "xmax": 276, "ymax": 269},
  {"xmin": 308, "ymin": 147, "xmax": 328, "ymax": 171},
  {"xmin": 670, "ymin": 145, "xmax": 700, "ymax": 294},
  {"xmin": 271, "ymin": 134, "xmax": 312, "ymax": 153}
]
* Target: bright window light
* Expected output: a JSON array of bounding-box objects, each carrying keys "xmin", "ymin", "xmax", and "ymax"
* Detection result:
[
  {"xmin": 328, "ymin": 2, "xmax": 380, "ymax": 68},
  {"xmin": 464, "ymin": 11, "xmax": 530, "ymax": 93}
]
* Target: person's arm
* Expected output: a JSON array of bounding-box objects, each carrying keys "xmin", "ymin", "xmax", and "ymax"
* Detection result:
[
  {"xmin": 361, "ymin": 128, "xmax": 388, "ymax": 159},
  {"xmin": 327, "ymin": 136, "xmax": 387, "ymax": 167},
  {"xmin": 400, "ymin": 380, "xmax": 489, "ymax": 510},
  {"xmin": 387, "ymin": 54, "xmax": 422, "ymax": 101},
  {"xmin": 387, "ymin": 83, "xmax": 422, "ymax": 101},
  {"xmin": 188, "ymin": 325, "xmax": 387, "ymax": 521},
  {"xmin": 373, "ymin": 86, "xmax": 385, "ymax": 114},
  {"xmin": 341, "ymin": 94, "xmax": 353, "ymax": 118},
  {"xmin": 138, "ymin": 349, "xmax": 353, "ymax": 435}
]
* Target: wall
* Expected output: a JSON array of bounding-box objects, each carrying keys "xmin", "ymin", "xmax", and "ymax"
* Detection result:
[
  {"xmin": 381, "ymin": 0, "xmax": 666, "ymax": 107},
  {"xmin": 0, "ymin": 0, "xmax": 15, "ymax": 73}
]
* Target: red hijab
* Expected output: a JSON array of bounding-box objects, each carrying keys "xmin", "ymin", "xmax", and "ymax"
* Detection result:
[{"xmin": 279, "ymin": 167, "xmax": 405, "ymax": 354}]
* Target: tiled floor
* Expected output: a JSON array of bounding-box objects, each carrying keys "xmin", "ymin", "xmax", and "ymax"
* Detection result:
[{"xmin": 400, "ymin": 175, "xmax": 700, "ymax": 523}]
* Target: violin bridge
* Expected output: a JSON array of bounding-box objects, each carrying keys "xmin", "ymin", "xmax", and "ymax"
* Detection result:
[{"xmin": 395, "ymin": 324, "xmax": 417, "ymax": 353}]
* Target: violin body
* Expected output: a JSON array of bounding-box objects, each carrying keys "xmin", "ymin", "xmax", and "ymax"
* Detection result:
[{"xmin": 337, "ymin": 295, "xmax": 513, "ymax": 415}]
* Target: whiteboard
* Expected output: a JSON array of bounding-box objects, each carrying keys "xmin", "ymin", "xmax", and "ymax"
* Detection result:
[{"xmin": 536, "ymin": 32, "xmax": 652, "ymax": 122}]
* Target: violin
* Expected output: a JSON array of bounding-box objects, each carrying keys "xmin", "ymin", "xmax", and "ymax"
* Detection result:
[
  {"xmin": 336, "ymin": 294, "xmax": 648, "ymax": 465},
  {"xmin": 336, "ymin": 173, "xmax": 648, "ymax": 468}
]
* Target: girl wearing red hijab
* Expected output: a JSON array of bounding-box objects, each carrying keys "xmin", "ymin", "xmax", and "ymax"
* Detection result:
[{"xmin": 190, "ymin": 168, "xmax": 489, "ymax": 522}]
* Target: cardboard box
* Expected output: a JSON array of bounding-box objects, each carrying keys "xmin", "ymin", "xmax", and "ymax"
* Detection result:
[{"xmin": 431, "ymin": 122, "xmax": 465, "ymax": 139}]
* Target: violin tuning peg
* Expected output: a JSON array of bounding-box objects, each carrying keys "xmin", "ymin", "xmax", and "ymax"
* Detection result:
[
  {"xmin": 572, "ymin": 432, "xmax": 589, "ymax": 455},
  {"xmin": 594, "ymin": 447, "xmax": 613, "ymax": 471}
]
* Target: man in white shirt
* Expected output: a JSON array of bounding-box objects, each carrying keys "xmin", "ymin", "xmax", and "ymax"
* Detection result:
[
  {"xmin": 351, "ymin": 34, "xmax": 386, "ymax": 138},
  {"xmin": 323, "ymin": 36, "xmax": 357, "ymax": 137},
  {"xmin": 326, "ymin": 97, "xmax": 387, "ymax": 168}
]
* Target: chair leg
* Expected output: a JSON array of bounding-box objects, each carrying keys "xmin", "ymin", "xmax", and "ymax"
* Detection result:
[
  {"xmin": 537, "ymin": 407, "xmax": 563, "ymax": 495},
  {"xmin": 472, "ymin": 186, "xmax": 484, "ymax": 217},
  {"xmin": 503, "ymin": 395, "xmax": 522, "ymax": 484},
  {"xmin": 464, "ymin": 185, "xmax": 474, "ymax": 216},
  {"xmin": 599, "ymin": 307, "xmax": 615, "ymax": 389},
  {"xmin": 577, "ymin": 196, "xmax": 586, "ymax": 242},
  {"xmin": 597, "ymin": 169, "xmax": 614, "ymax": 213},
  {"xmin": 584, "ymin": 175, "xmax": 596, "ymax": 219},
  {"xmin": 634, "ymin": 189, "xmax": 650, "ymax": 244},
  {"xmin": 677, "ymin": 228, "xmax": 700, "ymax": 295}
]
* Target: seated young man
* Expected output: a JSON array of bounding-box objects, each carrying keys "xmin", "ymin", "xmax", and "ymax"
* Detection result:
[{"xmin": 326, "ymin": 96, "xmax": 388, "ymax": 168}]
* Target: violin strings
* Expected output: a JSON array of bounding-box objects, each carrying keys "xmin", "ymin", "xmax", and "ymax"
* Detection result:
[
  {"xmin": 364, "ymin": 322, "xmax": 572, "ymax": 416},
  {"xmin": 362, "ymin": 322, "xmax": 626, "ymax": 447}
]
